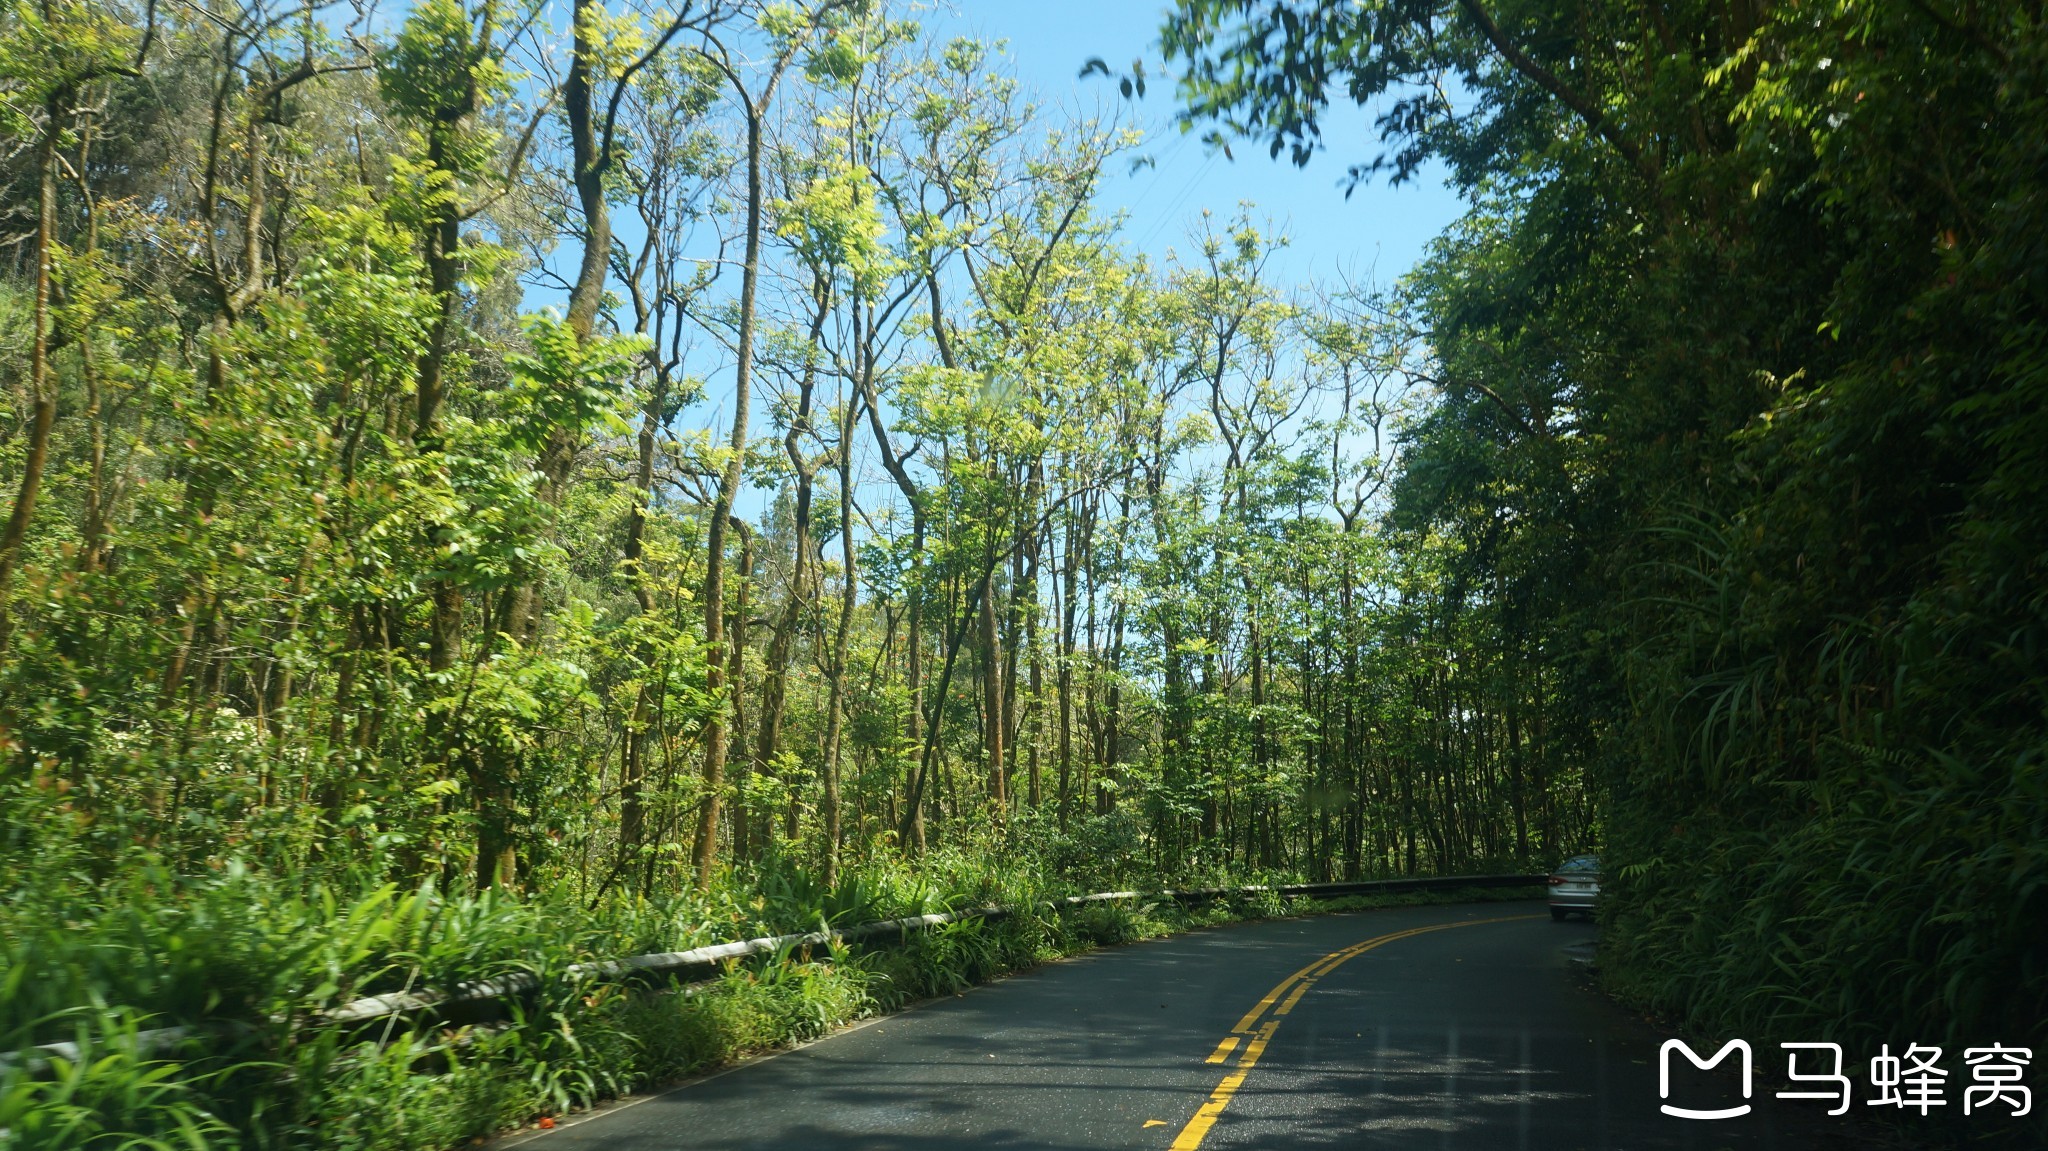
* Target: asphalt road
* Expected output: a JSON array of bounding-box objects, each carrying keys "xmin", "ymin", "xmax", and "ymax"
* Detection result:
[{"xmin": 512, "ymin": 900, "xmax": 1850, "ymax": 1150}]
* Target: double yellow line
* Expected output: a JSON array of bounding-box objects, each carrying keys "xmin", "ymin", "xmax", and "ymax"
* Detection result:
[{"xmin": 1168, "ymin": 914, "xmax": 1542, "ymax": 1150}]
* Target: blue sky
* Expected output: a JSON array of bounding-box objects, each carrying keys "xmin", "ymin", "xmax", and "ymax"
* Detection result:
[
  {"xmin": 918, "ymin": 0, "xmax": 1468, "ymax": 292},
  {"xmin": 516, "ymin": 1, "xmax": 1470, "ymax": 315},
  {"xmin": 508, "ymin": 1, "xmax": 1468, "ymax": 520}
]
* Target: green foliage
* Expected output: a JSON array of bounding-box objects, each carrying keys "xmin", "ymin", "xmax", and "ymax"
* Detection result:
[
  {"xmin": 0, "ymin": 0, "xmax": 140, "ymax": 121},
  {"xmin": 0, "ymin": 825, "xmax": 1400, "ymax": 1151},
  {"xmin": 0, "ymin": 1011, "xmax": 237, "ymax": 1151},
  {"xmin": 772, "ymin": 161, "xmax": 899, "ymax": 298},
  {"xmin": 498, "ymin": 315, "xmax": 645, "ymax": 455},
  {"xmin": 1163, "ymin": 0, "xmax": 2048, "ymax": 1113},
  {"xmin": 378, "ymin": 0, "xmax": 511, "ymax": 177}
]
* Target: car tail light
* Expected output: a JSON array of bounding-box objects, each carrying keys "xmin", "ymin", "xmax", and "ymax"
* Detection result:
[{"xmin": 1548, "ymin": 876, "xmax": 1564, "ymax": 886}]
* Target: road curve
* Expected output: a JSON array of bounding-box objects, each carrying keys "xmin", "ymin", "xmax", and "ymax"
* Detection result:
[{"xmin": 507, "ymin": 901, "xmax": 1847, "ymax": 1150}]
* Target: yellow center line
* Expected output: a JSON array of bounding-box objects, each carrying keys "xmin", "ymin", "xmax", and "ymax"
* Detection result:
[
  {"xmin": 1273, "ymin": 978, "xmax": 1314, "ymax": 1017},
  {"xmin": 1237, "ymin": 1020, "xmax": 1279, "ymax": 1066},
  {"xmin": 1227, "ymin": 958, "xmax": 1322, "ymax": 1034},
  {"xmin": 1168, "ymin": 914, "xmax": 1543, "ymax": 1151}
]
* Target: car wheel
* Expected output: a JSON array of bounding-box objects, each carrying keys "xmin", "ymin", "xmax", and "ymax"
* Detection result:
[{"xmin": 1550, "ymin": 907, "xmax": 1567, "ymax": 922}]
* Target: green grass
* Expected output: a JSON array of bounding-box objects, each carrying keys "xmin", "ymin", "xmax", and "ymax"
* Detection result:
[{"xmin": 0, "ymin": 873, "xmax": 1541, "ymax": 1151}]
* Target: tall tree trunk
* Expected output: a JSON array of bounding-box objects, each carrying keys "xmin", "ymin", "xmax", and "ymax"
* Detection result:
[
  {"xmin": 900, "ymin": 574, "xmax": 986, "ymax": 843},
  {"xmin": 617, "ymin": 375, "xmax": 663, "ymax": 870},
  {"xmin": 562, "ymin": 0, "xmax": 611, "ymax": 346},
  {"xmin": 714, "ymin": 516, "xmax": 754, "ymax": 883},
  {"xmin": 1101, "ymin": 597, "xmax": 1124, "ymax": 816},
  {"xmin": 1024, "ymin": 521, "xmax": 1043, "ymax": 809},
  {"xmin": 752, "ymin": 304, "xmax": 828, "ymax": 851},
  {"xmin": 695, "ymin": 85, "xmax": 770, "ymax": 889},
  {"xmin": 979, "ymin": 561, "xmax": 1005, "ymax": 813},
  {"xmin": 1056, "ymin": 494, "xmax": 1085, "ymax": 825},
  {"xmin": 417, "ymin": 139, "xmax": 466, "ymax": 679},
  {"xmin": 819, "ymin": 398, "xmax": 859, "ymax": 885},
  {"xmin": 467, "ymin": 0, "xmax": 613, "ymax": 891},
  {"xmin": 752, "ymin": 476, "xmax": 811, "ymax": 847},
  {"xmin": 876, "ymin": 272, "xmax": 965, "ymax": 850},
  {"xmin": 0, "ymin": 107, "xmax": 60, "ymax": 655},
  {"xmin": 414, "ymin": 107, "xmax": 474, "ymax": 875},
  {"xmin": 903, "ymin": 510, "xmax": 925, "ymax": 849}
]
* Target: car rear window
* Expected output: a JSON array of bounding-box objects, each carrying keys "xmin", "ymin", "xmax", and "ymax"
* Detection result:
[{"xmin": 1560, "ymin": 855, "xmax": 1600, "ymax": 872}]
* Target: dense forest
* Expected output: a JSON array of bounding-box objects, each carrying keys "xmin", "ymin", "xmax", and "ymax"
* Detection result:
[
  {"xmin": 1, "ymin": 0, "xmax": 2042, "ymax": 1146},
  {"xmin": 1165, "ymin": 0, "xmax": 2047, "ymax": 1070}
]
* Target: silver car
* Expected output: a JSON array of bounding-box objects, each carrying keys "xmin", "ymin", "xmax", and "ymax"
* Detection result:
[{"xmin": 1548, "ymin": 854, "xmax": 1601, "ymax": 920}]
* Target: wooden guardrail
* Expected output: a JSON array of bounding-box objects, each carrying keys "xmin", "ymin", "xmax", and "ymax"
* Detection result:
[{"xmin": 8, "ymin": 874, "xmax": 1545, "ymax": 1071}]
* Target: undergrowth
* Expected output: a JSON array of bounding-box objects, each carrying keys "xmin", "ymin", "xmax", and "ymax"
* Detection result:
[{"xmin": 0, "ymin": 849, "xmax": 1536, "ymax": 1151}]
